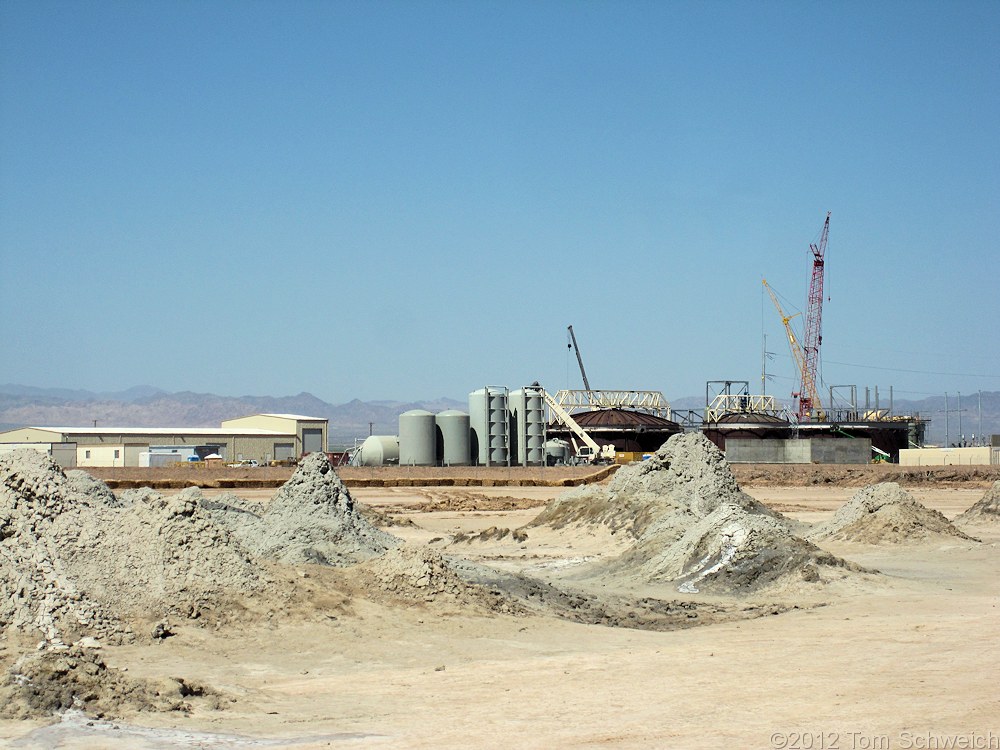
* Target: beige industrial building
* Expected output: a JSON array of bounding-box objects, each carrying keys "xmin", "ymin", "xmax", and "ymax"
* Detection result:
[
  {"xmin": 898, "ymin": 445, "xmax": 998, "ymax": 466},
  {"xmin": 0, "ymin": 413, "xmax": 328, "ymax": 468}
]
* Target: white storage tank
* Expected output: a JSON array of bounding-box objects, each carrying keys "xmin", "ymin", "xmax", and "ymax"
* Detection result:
[
  {"xmin": 399, "ymin": 409, "xmax": 436, "ymax": 466},
  {"xmin": 509, "ymin": 385, "xmax": 546, "ymax": 466},
  {"xmin": 544, "ymin": 438, "xmax": 571, "ymax": 465},
  {"xmin": 356, "ymin": 435, "xmax": 399, "ymax": 466},
  {"xmin": 469, "ymin": 386, "xmax": 509, "ymax": 466},
  {"xmin": 436, "ymin": 410, "xmax": 471, "ymax": 466}
]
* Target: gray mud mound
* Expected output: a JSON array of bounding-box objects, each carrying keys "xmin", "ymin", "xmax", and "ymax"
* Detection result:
[
  {"xmin": 228, "ymin": 452, "xmax": 399, "ymax": 566},
  {"xmin": 619, "ymin": 503, "xmax": 859, "ymax": 593},
  {"xmin": 71, "ymin": 488, "xmax": 270, "ymax": 618},
  {"xmin": 119, "ymin": 486, "xmax": 162, "ymax": 506},
  {"xmin": 809, "ymin": 482, "xmax": 977, "ymax": 544},
  {"xmin": 198, "ymin": 489, "xmax": 265, "ymax": 519},
  {"xmin": 64, "ymin": 470, "xmax": 123, "ymax": 508},
  {"xmin": 0, "ymin": 450, "xmax": 126, "ymax": 645},
  {"xmin": 0, "ymin": 646, "xmax": 225, "ymax": 720},
  {"xmin": 1, "ymin": 449, "xmax": 269, "ymax": 647},
  {"xmin": 531, "ymin": 433, "xmax": 859, "ymax": 593},
  {"xmin": 956, "ymin": 481, "xmax": 1000, "ymax": 524},
  {"xmin": 531, "ymin": 432, "xmax": 776, "ymax": 541},
  {"xmin": 350, "ymin": 545, "xmax": 521, "ymax": 613}
]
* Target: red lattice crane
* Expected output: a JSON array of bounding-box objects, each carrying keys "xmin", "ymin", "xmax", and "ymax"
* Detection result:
[{"xmin": 798, "ymin": 212, "xmax": 830, "ymax": 420}]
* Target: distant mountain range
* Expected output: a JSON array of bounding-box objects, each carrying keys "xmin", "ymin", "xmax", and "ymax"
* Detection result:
[
  {"xmin": 1, "ymin": 384, "xmax": 996, "ymax": 448},
  {"xmin": 0, "ymin": 384, "xmax": 464, "ymax": 446}
]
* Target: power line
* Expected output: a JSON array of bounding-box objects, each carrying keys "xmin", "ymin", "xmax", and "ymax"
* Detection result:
[
  {"xmin": 770, "ymin": 352, "xmax": 999, "ymax": 380},
  {"xmin": 822, "ymin": 358, "xmax": 1000, "ymax": 379}
]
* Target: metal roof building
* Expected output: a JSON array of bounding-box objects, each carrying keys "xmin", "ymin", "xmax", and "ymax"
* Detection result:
[{"xmin": 0, "ymin": 413, "xmax": 328, "ymax": 467}]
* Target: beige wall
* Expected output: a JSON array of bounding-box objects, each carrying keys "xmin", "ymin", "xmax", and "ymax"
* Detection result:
[
  {"xmin": 898, "ymin": 446, "xmax": 993, "ymax": 466},
  {"xmin": 77, "ymin": 444, "xmax": 128, "ymax": 467},
  {"xmin": 222, "ymin": 416, "xmax": 328, "ymax": 455},
  {"xmin": 0, "ymin": 428, "xmax": 66, "ymax": 443},
  {"xmin": 223, "ymin": 415, "xmax": 298, "ymax": 432}
]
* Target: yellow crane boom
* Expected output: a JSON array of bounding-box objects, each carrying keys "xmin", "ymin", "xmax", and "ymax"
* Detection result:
[{"xmin": 762, "ymin": 279, "xmax": 823, "ymax": 419}]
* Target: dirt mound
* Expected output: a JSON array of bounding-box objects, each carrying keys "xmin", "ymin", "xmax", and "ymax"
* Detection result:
[
  {"xmin": 0, "ymin": 450, "xmax": 272, "ymax": 648},
  {"xmin": 616, "ymin": 503, "xmax": 858, "ymax": 593},
  {"xmin": 350, "ymin": 545, "xmax": 521, "ymax": 613},
  {"xmin": 956, "ymin": 481, "xmax": 1000, "ymax": 524},
  {"xmin": 64, "ymin": 470, "xmax": 123, "ymax": 508},
  {"xmin": 217, "ymin": 453, "xmax": 400, "ymax": 566},
  {"xmin": 0, "ymin": 450, "xmax": 127, "ymax": 646},
  {"xmin": 118, "ymin": 486, "xmax": 162, "ymax": 506},
  {"xmin": 70, "ymin": 488, "xmax": 271, "ymax": 620},
  {"xmin": 0, "ymin": 646, "xmax": 225, "ymax": 720},
  {"xmin": 0, "ymin": 450, "xmax": 406, "ymax": 719},
  {"xmin": 532, "ymin": 432, "xmax": 772, "ymax": 540},
  {"xmin": 809, "ymin": 483, "xmax": 977, "ymax": 544},
  {"xmin": 530, "ymin": 433, "xmax": 858, "ymax": 593},
  {"xmin": 198, "ymin": 490, "xmax": 266, "ymax": 518}
]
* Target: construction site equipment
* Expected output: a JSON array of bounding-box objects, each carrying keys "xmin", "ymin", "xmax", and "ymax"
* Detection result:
[
  {"xmin": 762, "ymin": 213, "xmax": 830, "ymax": 422},
  {"xmin": 566, "ymin": 325, "xmax": 592, "ymax": 391},
  {"xmin": 553, "ymin": 389, "xmax": 672, "ymax": 419},
  {"xmin": 704, "ymin": 380, "xmax": 787, "ymax": 420},
  {"xmin": 541, "ymin": 388, "xmax": 615, "ymax": 464},
  {"xmin": 763, "ymin": 279, "xmax": 817, "ymax": 417},
  {"xmin": 801, "ymin": 212, "xmax": 831, "ymax": 419}
]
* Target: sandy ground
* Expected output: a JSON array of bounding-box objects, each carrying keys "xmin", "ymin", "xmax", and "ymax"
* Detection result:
[{"xmin": 2, "ymin": 483, "xmax": 998, "ymax": 749}]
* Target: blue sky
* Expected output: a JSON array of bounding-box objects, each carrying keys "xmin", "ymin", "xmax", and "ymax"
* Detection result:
[{"xmin": 2, "ymin": 0, "xmax": 998, "ymax": 405}]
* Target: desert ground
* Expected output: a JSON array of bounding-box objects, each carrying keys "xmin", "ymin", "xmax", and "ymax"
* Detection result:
[{"xmin": 1, "ymin": 451, "xmax": 998, "ymax": 750}]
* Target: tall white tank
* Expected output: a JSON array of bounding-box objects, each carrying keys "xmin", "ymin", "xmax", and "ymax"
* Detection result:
[
  {"xmin": 436, "ymin": 410, "xmax": 471, "ymax": 466},
  {"xmin": 469, "ymin": 386, "xmax": 509, "ymax": 466},
  {"xmin": 399, "ymin": 409, "xmax": 436, "ymax": 466},
  {"xmin": 356, "ymin": 435, "xmax": 399, "ymax": 466},
  {"xmin": 509, "ymin": 385, "xmax": 546, "ymax": 466}
]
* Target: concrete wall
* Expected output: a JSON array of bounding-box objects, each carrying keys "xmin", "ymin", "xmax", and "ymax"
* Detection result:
[
  {"xmin": 898, "ymin": 447, "xmax": 993, "ymax": 466},
  {"xmin": 726, "ymin": 438, "xmax": 871, "ymax": 464},
  {"xmin": 810, "ymin": 439, "xmax": 872, "ymax": 464}
]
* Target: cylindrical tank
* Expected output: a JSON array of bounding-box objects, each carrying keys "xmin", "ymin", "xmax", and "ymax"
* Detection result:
[
  {"xmin": 399, "ymin": 409, "xmax": 436, "ymax": 466},
  {"xmin": 436, "ymin": 410, "xmax": 471, "ymax": 466},
  {"xmin": 544, "ymin": 438, "xmax": 571, "ymax": 466},
  {"xmin": 469, "ymin": 387, "xmax": 509, "ymax": 466},
  {"xmin": 356, "ymin": 435, "xmax": 399, "ymax": 466},
  {"xmin": 510, "ymin": 386, "xmax": 546, "ymax": 466}
]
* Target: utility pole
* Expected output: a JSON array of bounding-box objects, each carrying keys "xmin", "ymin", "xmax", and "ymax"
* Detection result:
[
  {"xmin": 762, "ymin": 333, "xmax": 767, "ymax": 396},
  {"xmin": 979, "ymin": 390, "xmax": 983, "ymax": 446},
  {"xmin": 958, "ymin": 391, "xmax": 963, "ymax": 444},
  {"xmin": 945, "ymin": 392, "xmax": 950, "ymax": 447}
]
